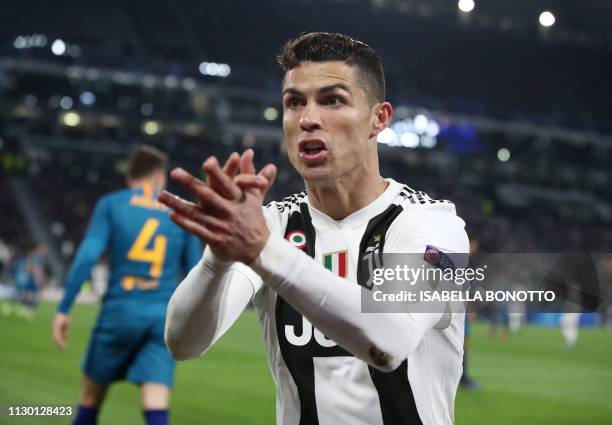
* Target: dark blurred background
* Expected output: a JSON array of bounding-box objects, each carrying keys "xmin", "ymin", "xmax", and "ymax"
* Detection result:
[{"xmin": 1, "ymin": 0, "xmax": 611, "ymax": 283}]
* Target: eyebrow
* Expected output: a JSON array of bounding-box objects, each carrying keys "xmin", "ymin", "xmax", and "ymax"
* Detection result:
[{"xmin": 282, "ymin": 83, "xmax": 352, "ymax": 97}]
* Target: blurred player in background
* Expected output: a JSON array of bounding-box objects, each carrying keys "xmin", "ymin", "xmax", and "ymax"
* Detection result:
[
  {"xmin": 161, "ymin": 32, "xmax": 469, "ymax": 425},
  {"xmin": 13, "ymin": 242, "xmax": 47, "ymax": 320},
  {"xmin": 560, "ymin": 312, "xmax": 582, "ymax": 349},
  {"xmin": 52, "ymin": 145, "xmax": 202, "ymax": 425}
]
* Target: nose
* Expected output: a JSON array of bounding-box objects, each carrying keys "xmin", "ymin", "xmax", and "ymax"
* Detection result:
[{"xmin": 299, "ymin": 103, "xmax": 322, "ymax": 132}]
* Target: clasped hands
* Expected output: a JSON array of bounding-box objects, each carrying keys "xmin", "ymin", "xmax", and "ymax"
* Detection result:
[{"xmin": 158, "ymin": 149, "xmax": 277, "ymax": 264}]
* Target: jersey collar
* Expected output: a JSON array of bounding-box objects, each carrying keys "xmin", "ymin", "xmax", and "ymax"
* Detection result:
[{"xmin": 307, "ymin": 178, "xmax": 403, "ymax": 229}]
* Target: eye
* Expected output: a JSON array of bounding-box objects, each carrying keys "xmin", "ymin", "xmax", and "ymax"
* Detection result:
[
  {"xmin": 285, "ymin": 97, "xmax": 304, "ymax": 108},
  {"xmin": 326, "ymin": 96, "xmax": 344, "ymax": 106}
]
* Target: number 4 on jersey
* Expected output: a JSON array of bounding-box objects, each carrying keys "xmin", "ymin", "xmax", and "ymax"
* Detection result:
[{"xmin": 127, "ymin": 218, "xmax": 167, "ymax": 278}]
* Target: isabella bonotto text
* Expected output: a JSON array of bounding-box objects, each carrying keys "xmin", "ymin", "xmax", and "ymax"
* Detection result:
[{"xmin": 372, "ymin": 289, "xmax": 556, "ymax": 303}]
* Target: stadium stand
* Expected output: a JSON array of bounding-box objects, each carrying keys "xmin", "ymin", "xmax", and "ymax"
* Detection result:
[{"xmin": 1, "ymin": 0, "xmax": 611, "ymax": 280}]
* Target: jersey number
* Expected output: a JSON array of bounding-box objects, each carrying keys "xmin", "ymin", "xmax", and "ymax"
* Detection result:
[{"xmin": 127, "ymin": 218, "xmax": 167, "ymax": 278}]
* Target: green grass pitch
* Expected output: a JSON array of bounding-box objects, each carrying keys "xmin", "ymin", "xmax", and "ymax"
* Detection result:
[{"xmin": 1, "ymin": 303, "xmax": 611, "ymax": 424}]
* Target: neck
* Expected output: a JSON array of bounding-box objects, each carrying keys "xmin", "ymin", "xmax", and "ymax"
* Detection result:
[
  {"xmin": 305, "ymin": 166, "xmax": 388, "ymax": 221},
  {"xmin": 128, "ymin": 178, "xmax": 158, "ymax": 190}
]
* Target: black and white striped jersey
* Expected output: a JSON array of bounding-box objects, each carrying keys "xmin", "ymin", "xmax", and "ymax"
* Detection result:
[{"xmin": 244, "ymin": 179, "xmax": 469, "ymax": 425}]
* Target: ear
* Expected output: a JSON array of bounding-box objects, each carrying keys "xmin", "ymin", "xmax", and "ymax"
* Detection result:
[{"xmin": 369, "ymin": 102, "xmax": 393, "ymax": 139}]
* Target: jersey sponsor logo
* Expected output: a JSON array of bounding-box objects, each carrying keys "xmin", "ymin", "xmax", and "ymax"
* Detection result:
[
  {"xmin": 286, "ymin": 230, "xmax": 307, "ymax": 249},
  {"xmin": 424, "ymin": 245, "xmax": 455, "ymax": 270},
  {"xmin": 323, "ymin": 250, "xmax": 348, "ymax": 278}
]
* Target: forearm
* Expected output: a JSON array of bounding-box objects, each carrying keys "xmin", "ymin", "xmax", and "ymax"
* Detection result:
[
  {"xmin": 165, "ymin": 248, "xmax": 255, "ymax": 360},
  {"xmin": 251, "ymin": 234, "xmax": 442, "ymax": 372},
  {"xmin": 58, "ymin": 241, "xmax": 104, "ymax": 313}
]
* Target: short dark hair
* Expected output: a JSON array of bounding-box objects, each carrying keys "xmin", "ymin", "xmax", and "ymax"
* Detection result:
[
  {"xmin": 277, "ymin": 32, "xmax": 385, "ymax": 103},
  {"xmin": 127, "ymin": 144, "xmax": 168, "ymax": 179}
]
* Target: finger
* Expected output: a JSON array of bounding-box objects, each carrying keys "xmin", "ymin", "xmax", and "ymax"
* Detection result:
[
  {"xmin": 205, "ymin": 153, "xmax": 240, "ymax": 201},
  {"xmin": 170, "ymin": 167, "xmax": 207, "ymax": 195},
  {"xmin": 234, "ymin": 174, "xmax": 269, "ymax": 192},
  {"xmin": 221, "ymin": 152, "xmax": 240, "ymax": 179},
  {"xmin": 53, "ymin": 327, "xmax": 65, "ymax": 350},
  {"xmin": 169, "ymin": 169, "xmax": 234, "ymax": 216},
  {"xmin": 158, "ymin": 191, "xmax": 231, "ymax": 233},
  {"xmin": 158, "ymin": 190, "xmax": 197, "ymax": 209},
  {"xmin": 169, "ymin": 211, "xmax": 224, "ymax": 244},
  {"xmin": 257, "ymin": 164, "xmax": 277, "ymax": 197},
  {"xmin": 240, "ymin": 149, "xmax": 256, "ymax": 175},
  {"xmin": 203, "ymin": 157, "xmax": 242, "ymax": 200},
  {"xmin": 61, "ymin": 330, "xmax": 68, "ymax": 349}
]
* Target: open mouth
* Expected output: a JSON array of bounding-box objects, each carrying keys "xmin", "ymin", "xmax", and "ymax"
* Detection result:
[{"xmin": 299, "ymin": 139, "xmax": 328, "ymax": 157}]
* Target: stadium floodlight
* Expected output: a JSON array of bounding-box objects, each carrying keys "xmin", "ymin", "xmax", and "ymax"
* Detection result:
[
  {"xmin": 14, "ymin": 34, "xmax": 47, "ymax": 49},
  {"xmin": 458, "ymin": 0, "xmax": 475, "ymax": 13},
  {"xmin": 60, "ymin": 96, "xmax": 73, "ymax": 110},
  {"xmin": 199, "ymin": 62, "xmax": 231, "ymax": 77},
  {"xmin": 61, "ymin": 111, "xmax": 81, "ymax": 127},
  {"xmin": 143, "ymin": 120, "xmax": 160, "ymax": 135},
  {"xmin": 182, "ymin": 77, "xmax": 196, "ymax": 91},
  {"xmin": 400, "ymin": 132, "xmax": 420, "ymax": 148},
  {"xmin": 51, "ymin": 39, "xmax": 66, "ymax": 55},
  {"xmin": 164, "ymin": 75, "xmax": 179, "ymax": 89},
  {"xmin": 376, "ymin": 127, "xmax": 397, "ymax": 145},
  {"xmin": 426, "ymin": 121, "xmax": 440, "ymax": 137},
  {"xmin": 34, "ymin": 34, "xmax": 47, "ymax": 47},
  {"xmin": 263, "ymin": 107, "xmax": 278, "ymax": 121},
  {"xmin": 421, "ymin": 135, "xmax": 437, "ymax": 149},
  {"xmin": 199, "ymin": 62, "xmax": 209, "ymax": 75},
  {"xmin": 13, "ymin": 36, "xmax": 27, "ymax": 49},
  {"xmin": 80, "ymin": 91, "xmax": 96, "ymax": 106},
  {"xmin": 218, "ymin": 64, "xmax": 231, "ymax": 77},
  {"xmin": 539, "ymin": 11, "xmax": 555, "ymax": 27},
  {"xmin": 413, "ymin": 114, "xmax": 428, "ymax": 134},
  {"xmin": 497, "ymin": 147, "xmax": 511, "ymax": 162}
]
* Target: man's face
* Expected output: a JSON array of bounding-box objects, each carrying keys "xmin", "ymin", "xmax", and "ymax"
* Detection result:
[{"xmin": 282, "ymin": 61, "xmax": 380, "ymax": 184}]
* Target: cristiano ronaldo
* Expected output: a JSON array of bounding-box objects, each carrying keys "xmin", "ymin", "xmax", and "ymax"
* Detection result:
[{"xmin": 159, "ymin": 32, "xmax": 469, "ymax": 425}]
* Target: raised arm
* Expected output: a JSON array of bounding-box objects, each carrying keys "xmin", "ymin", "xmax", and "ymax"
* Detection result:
[
  {"xmin": 162, "ymin": 151, "xmax": 272, "ymax": 360},
  {"xmin": 164, "ymin": 247, "xmax": 262, "ymax": 360},
  {"xmin": 158, "ymin": 151, "xmax": 468, "ymax": 371}
]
